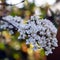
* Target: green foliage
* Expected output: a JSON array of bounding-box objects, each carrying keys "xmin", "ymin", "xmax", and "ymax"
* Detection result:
[
  {"xmin": 11, "ymin": 32, "xmax": 20, "ymax": 41},
  {"xmin": 0, "ymin": 43, "xmax": 5, "ymax": 50},
  {"xmin": 40, "ymin": 48, "xmax": 45, "ymax": 57},
  {"xmin": 13, "ymin": 53, "xmax": 20, "ymax": 59},
  {"xmin": 40, "ymin": 8, "xmax": 47, "ymax": 19}
]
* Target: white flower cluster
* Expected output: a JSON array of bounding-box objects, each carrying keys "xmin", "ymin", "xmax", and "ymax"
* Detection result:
[
  {"xmin": 2, "ymin": 15, "xmax": 23, "ymax": 29},
  {"xmin": 2, "ymin": 15, "xmax": 24, "ymax": 34},
  {"xmin": 2, "ymin": 15, "xmax": 58, "ymax": 55}
]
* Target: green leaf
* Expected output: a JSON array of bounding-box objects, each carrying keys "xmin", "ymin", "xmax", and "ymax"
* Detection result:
[
  {"xmin": 0, "ymin": 43, "xmax": 5, "ymax": 50},
  {"xmin": 40, "ymin": 48, "xmax": 45, "ymax": 57},
  {"xmin": 13, "ymin": 53, "xmax": 20, "ymax": 59}
]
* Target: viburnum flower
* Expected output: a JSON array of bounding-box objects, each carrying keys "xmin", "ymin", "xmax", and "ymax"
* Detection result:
[{"xmin": 2, "ymin": 15, "xmax": 58, "ymax": 55}]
